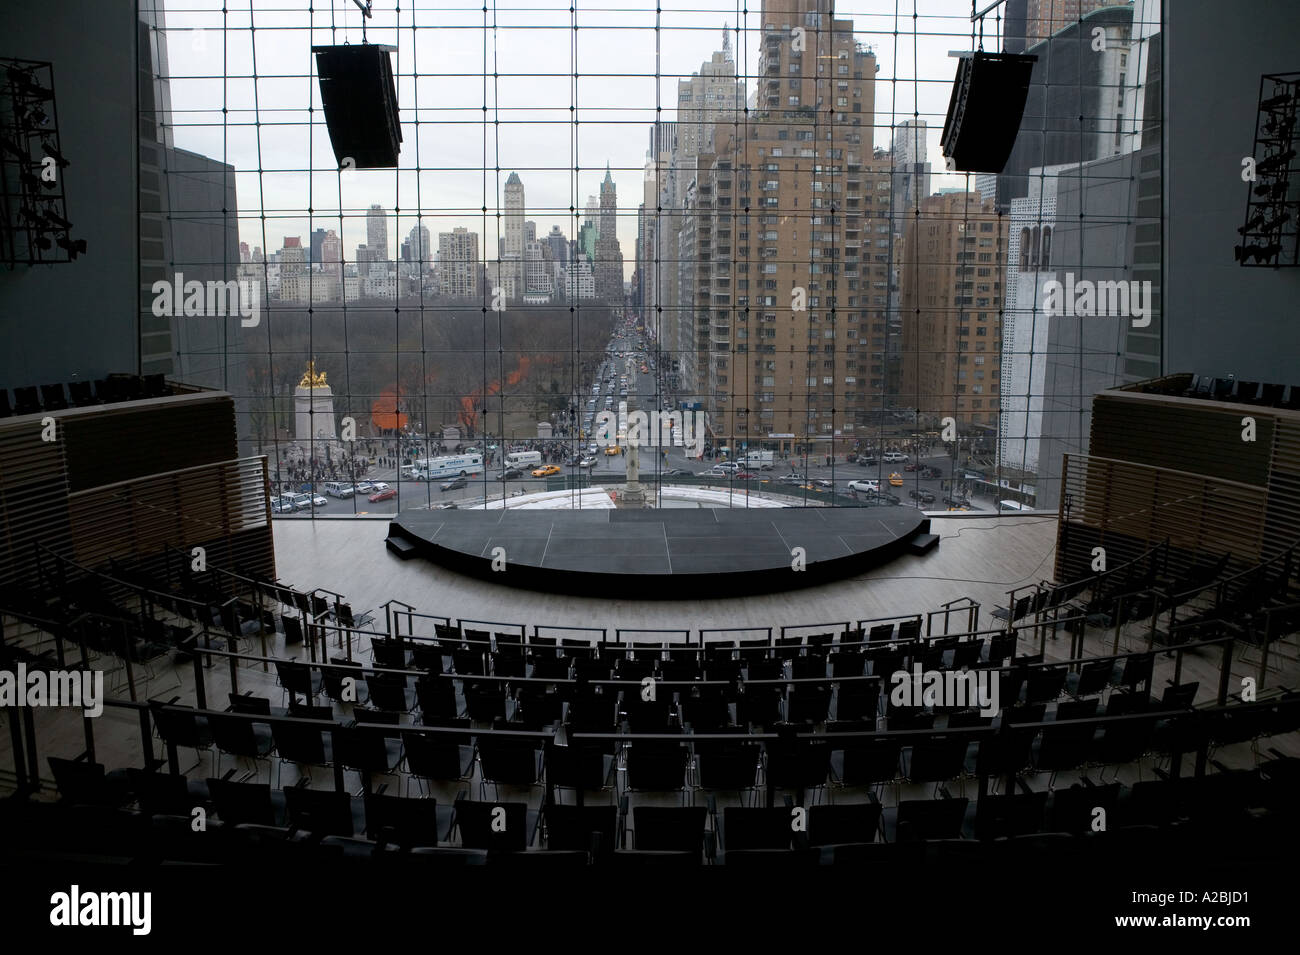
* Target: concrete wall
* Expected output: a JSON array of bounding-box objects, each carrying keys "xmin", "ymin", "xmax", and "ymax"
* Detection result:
[
  {"xmin": 1163, "ymin": 0, "xmax": 1300, "ymax": 380},
  {"xmin": 0, "ymin": 0, "xmax": 139, "ymax": 389}
]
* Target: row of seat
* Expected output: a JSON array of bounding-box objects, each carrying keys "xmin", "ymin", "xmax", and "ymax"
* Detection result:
[
  {"xmin": 146, "ymin": 693, "xmax": 1300, "ymax": 802},
  {"xmin": 34, "ymin": 756, "xmax": 1300, "ymax": 863},
  {"xmin": 0, "ymin": 373, "xmax": 170, "ymax": 417}
]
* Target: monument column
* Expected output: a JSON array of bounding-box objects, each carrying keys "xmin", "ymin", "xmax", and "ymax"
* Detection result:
[{"xmin": 294, "ymin": 360, "xmax": 337, "ymax": 442}]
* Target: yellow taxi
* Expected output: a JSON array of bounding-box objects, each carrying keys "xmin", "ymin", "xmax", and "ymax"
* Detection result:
[
  {"xmin": 531, "ymin": 464, "xmax": 561, "ymax": 477},
  {"xmin": 889, "ymin": 472, "xmax": 903, "ymax": 487},
  {"xmin": 603, "ymin": 445, "xmax": 622, "ymax": 456}
]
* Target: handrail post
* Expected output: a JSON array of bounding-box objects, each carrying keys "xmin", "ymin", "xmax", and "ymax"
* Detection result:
[
  {"xmin": 22, "ymin": 704, "xmax": 40, "ymax": 791},
  {"xmin": 191, "ymin": 652, "xmax": 207, "ymax": 711},
  {"xmin": 121, "ymin": 619, "xmax": 138, "ymax": 703},
  {"xmin": 1112, "ymin": 593, "xmax": 1124, "ymax": 656},
  {"xmin": 8, "ymin": 701, "xmax": 28, "ymax": 794},
  {"xmin": 1217, "ymin": 638, "xmax": 1234, "ymax": 707}
]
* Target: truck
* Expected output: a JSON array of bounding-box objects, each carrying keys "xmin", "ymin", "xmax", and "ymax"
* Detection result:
[{"xmin": 742, "ymin": 450, "xmax": 775, "ymax": 470}]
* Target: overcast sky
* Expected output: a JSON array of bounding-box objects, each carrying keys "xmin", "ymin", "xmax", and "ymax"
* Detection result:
[{"xmin": 161, "ymin": 0, "xmax": 996, "ymax": 266}]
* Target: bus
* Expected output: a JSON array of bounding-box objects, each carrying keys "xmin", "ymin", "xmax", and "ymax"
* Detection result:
[
  {"xmin": 410, "ymin": 453, "xmax": 484, "ymax": 480},
  {"xmin": 504, "ymin": 450, "xmax": 541, "ymax": 469}
]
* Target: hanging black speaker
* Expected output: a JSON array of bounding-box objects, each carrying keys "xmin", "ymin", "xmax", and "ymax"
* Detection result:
[
  {"xmin": 940, "ymin": 51, "xmax": 1037, "ymax": 174},
  {"xmin": 313, "ymin": 44, "xmax": 402, "ymax": 169}
]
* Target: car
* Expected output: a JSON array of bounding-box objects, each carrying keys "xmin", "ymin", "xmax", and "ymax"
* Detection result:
[
  {"xmin": 662, "ymin": 467, "xmax": 691, "ymax": 476},
  {"xmin": 353, "ymin": 481, "xmax": 375, "ymax": 494},
  {"xmin": 858, "ymin": 456, "xmax": 879, "ymax": 467},
  {"xmin": 711, "ymin": 462, "xmax": 740, "ymax": 473},
  {"xmin": 497, "ymin": 467, "xmax": 523, "ymax": 480},
  {"xmin": 775, "ymin": 472, "xmax": 806, "ymax": 484},
  {"xmin": 734, "ymin": 470, "xmax": 756, "ymax": 480},
  {"xmin": 943, "ymin": 495, "xmax": 972, "ymax": 510},
  {"xmin": 920, "ymin": 466, "xmax": 944, "ymax": 480},
  {"xmin": 604, "ymin": 446, "xmax": 622, "ymax": 456},
  {"xmin": 532, "ymin": 465, "xmax": 561, "ymax": 477},
  {"xmin": 903, "ymin": 463, "xmax": 920, "ymax": 472},
  {"xmin": 576, "ymin": 456, "xmax": 597, "ymax": 469},
  {"xmin": 269, "ymin": 495, "xmax": 296, "ymax": 513},
  {"xmin": 909, "ymin": 488, "xmax": 937, "ymax": 504},
  {"xmin": 889, "ymin": 472, "xmax": 904, "ymax": 487},
  {"xmin": 846, "ymin": 479, "xmax": 880, "ymax": 493},
  {"xmin": 440, "ymin": 477, "xmax": 467, "ymax": 492},
  {"xmin": 883, "ymin": 451, "xmax": 909, "ymax": 463},
  {"xmin": 368, "ymin": 488, "xmax": 397, "ymax": 503},
  {"xmin": 369, "ymin": 482, "xmax": 390, "ymax": 492}
]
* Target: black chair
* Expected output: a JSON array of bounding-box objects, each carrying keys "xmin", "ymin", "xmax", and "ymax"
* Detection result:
[
  {"xmin": 47, "ymin": 757, "xmax": 130, "ymax": 807},
  {"xmin": 477, "ymin": 734, "xmax": 544, "ymax": 798},
  {"xmin": 12, "ymin": 385, "xmax": 41, "ymax": 415},
  {"xmin": 363, "ymin": 791, "xmax": 441, "ymax": 847},
  {"xmin": 150, "ymin": 702, "xmax": 213, "ymax": 773},
  {"xmin": 973, "ymin": 790, "xmax": 1048, "ymax": 839},
  {"xmin": 892, "ymin": 797, "xmax": 968, "ymax": 842},
  {"xmin": 67, "ymin": 380, "xmax": 96, "ymax": 407},
  {"xmin": 283, "ymin": 784, "xmax": 354, "ymax": 837},
  {"xmin": 209, "ymin": 712, "xmax": 276, "ymax": 780},
  {"xmin": 694, "ymin": 740, "xmax": 761, "ymax": 798},
  {"xmin": 546, "ymin": 743, "xmax": 617, "ymax": 798},
  {"xmin": 207, "ymin": 777, "xmax": 278, "ymax": 827},
  {"xmin": 625, "ymin": 740, "xmax": 691, "ymax": 796},
  {"xmin": 720, "ymin": 806, "xmax": 794, "ymax": 854},
  {"xmin": 764, "ymin": 738, "xmax": 831, "ymax": 797},
  {"xmin": 786, "ymin": 684, "xmax": 832, "ymax": 723},
  {"xmin": 337, "ymin": 724, "xmax": 404, "ymax": 784},
  {"xmin": 274, "ymin": 659, "xmax": 321, "ymax": 705},
  {"xmin": 629, "ymin": 805, "xmax": 707, "ymax": 855},
  {"xmin": 272, "ymin": 720, "xmax": 333, "ymax": 787},
  {"xmin": 40, "ymin": 383, "xmax": 68, "ymax": 410},
  {"xmin": 808, "ymin": 802, "xmax": 881, "ymax": 846},
  {"xmin": 403, "ymin": 727, "xmax": 475, "ymax": 796},
  {"xmin": 542, "ymin": 803, "xmax": 618, "ymax": 856}
]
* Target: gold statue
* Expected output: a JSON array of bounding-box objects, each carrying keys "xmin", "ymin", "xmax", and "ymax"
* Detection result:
[{"xmin": 298, "ymin": 359, "xmax": 328, "ymax": 389}]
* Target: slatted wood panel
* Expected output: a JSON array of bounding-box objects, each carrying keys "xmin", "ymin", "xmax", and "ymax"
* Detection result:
[
  {"xmin": 67, "ymin": 457, "xmax": 271, "ymax": 576},
  {"xmin": 59, "ymin": 393, "xmax": 238, "ymax": 492},
  {"xmin": 1264, "ymin": 416, "xmax": 1300, "ymax": 562},
  {"xmin": 0, "ymin": 421, "xmax": 74, "ymax": 590},
  {"xmin": 1058, "ymin": 453, "xmax": 1268, "ymax": 580},
  {"xmin": 0, "ymin": 391, "xmax": 273, "ymax": 593},
  {"xmin": 1090, "ymin": 391, "xmax": 1274, "ymax": 487}
]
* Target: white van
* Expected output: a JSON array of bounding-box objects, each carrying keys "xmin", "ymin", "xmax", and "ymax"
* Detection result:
[
  {"xmin": 999, "ymin": 499, "xmax": 1030, "ymax": 511},
  {"xmin": 505, "ymin": 450, "xmax": 542, "ymax": 469},
  {"xmin": 323, "ymin": 481, "xmax": 354, "ymax": 498}
]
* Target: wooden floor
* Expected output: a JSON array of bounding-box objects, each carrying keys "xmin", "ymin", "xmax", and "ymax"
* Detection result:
[{"xmin": 272, "ymin": 512, "xmax": 1061, "ymax": 635}]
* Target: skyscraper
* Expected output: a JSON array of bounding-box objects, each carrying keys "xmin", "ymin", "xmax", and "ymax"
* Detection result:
[
  {"xmin": 663, "ymin": 0, "xmax": 884, "ymax": 451},
  {"xmin": 891, "ymin": 119, "xmax": 932, "ymax": 211},
  {"xmin": 406, "ymin": 223, "xmax": 431, "ymax": 277},
  {"xmin": 594, "ymin": 166, "xmax": 624, "ymax": 301},
  {"xmin": 492, "ymin": 171, "xmax": 525, "ymax": 301},
  {"xmin": 437, "ymin": 227, "xmax": 480, "ymax": 299},
  {"xmin": 365, "ymin": 205, "xmax": 388, "ymax": 264},
  {"xmin": 899, "ymin": 192, "xmax": 1007, "ymax": 429}
]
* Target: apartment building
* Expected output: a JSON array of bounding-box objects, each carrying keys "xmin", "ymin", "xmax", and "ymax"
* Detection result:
[{"xmin": 899, "ymin": 192, "xmax": 1007, "ymax": 429}]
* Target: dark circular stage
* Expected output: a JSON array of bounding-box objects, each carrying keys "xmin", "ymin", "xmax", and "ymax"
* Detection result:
[{"xmin": 386, "ymin": 507, "xmax": 938, "ymax": 598}]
